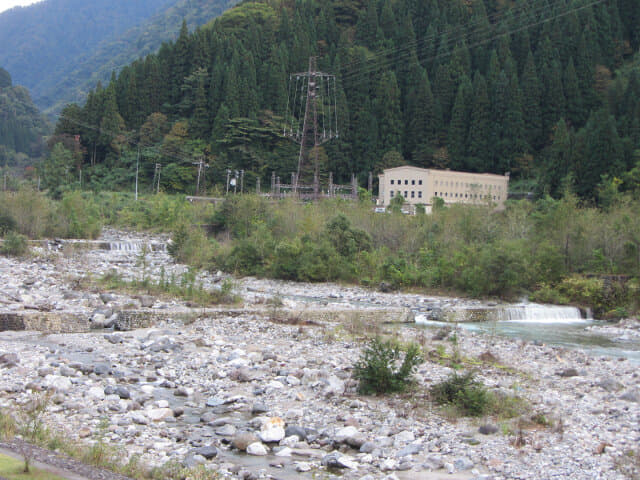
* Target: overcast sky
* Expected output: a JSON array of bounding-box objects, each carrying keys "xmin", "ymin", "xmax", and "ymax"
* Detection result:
[{"xmin": 0, "ymin": 0, "xmax": 42, "ymax": 14}]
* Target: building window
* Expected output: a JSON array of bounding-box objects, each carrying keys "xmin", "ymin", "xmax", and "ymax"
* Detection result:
[
  {"xmin": 418, "ymin": 191, "xmax": 422, "ymax": 198},
  {"xmin": 390, "ymin": 191, "xmax": 394, "ymax": 197},
  {"xmin": 390, "ymin": 179, "xmax": 394, "ymax": 185},
  {"xmin": 418, "ymin": 180, "xmax": 423, "ymax": 185},
  {"xmin": 411, "ymin": 180, "xmax": 415, "ymax": 185},
  {"xmin": 404, "ymin": 191, "xmax": 408, "ymax": 198},
  {"xmin": 411, "ymin": 191, "xmax": 415, "ymax": 198},
  {"xmin": 404, "ymin": 180, "xmax": 408, "ymax": 185}
]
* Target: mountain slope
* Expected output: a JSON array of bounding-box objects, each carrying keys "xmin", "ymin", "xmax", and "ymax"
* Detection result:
[
  {"xmin": 52, "ymin": 0, "xmax": 640, "ymax": 200},
  {"xmin": 0, "ymin": 0, "xmax": 238, "ymax": 114},
  {"xmin": 0, "ymin": 67, "xmax": 50, "ymax": 168}
]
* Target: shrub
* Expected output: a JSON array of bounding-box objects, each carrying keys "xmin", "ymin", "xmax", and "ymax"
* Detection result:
[
  {"xmin": 430, "ymin": 372, "xmax": 490, "ymax": 417},
  {"xmin": 0, "ymin": 231, "xmax": 28, "ymax": 256},
  {"xmin": 353, "ymin": 337, "xmax": 423, "ymax": 395},
  {"xmin": 0, "ymin": 211, "xmax": 16, "ymax": 236}
]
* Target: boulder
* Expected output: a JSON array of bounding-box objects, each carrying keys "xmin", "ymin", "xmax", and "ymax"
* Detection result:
[{"xmin": 246, "ymin": 442, "xmax": 268, "ymax": 456}]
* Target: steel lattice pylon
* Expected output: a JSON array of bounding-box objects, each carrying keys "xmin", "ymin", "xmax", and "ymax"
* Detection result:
[{"xmin": 283, "ymin": 57, "xmax": 339, "ymax": 196}]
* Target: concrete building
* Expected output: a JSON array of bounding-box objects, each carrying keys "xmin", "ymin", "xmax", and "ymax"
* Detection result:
[{"xmin": 378, "ymin": 166, "xmax": 509, "ymax": 210}]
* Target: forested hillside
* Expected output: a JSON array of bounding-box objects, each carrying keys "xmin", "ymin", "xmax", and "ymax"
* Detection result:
[
  {"xmin": 51, "ymin": 0, "xmax": 640, "ymax": 200},
  {"xmin": 0, "ymin": 0, "xmax": 237, "ymax": 114},
  {"xmin": 0, "ymin": 67, "xmax": 50, "ymax": 171}
]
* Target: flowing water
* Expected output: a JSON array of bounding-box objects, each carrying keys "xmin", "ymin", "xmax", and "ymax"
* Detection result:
[{"xmin": 414, "ymin": 304, "xmax": 640, "ymax": 364}]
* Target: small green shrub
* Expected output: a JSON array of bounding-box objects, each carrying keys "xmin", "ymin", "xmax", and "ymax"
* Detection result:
[
  {"xmin": 353, "ymin": 337, "xmax": 423, "ymax": 395},
  {"xmin": 430, "ymin": 372, "xmax": 490, "ymax": 417},
  {"xmin": 0, "ymin": 231, "xmax": 28, "ymax": 256},
  {"xmin": 0, "ymin": 212, "xmax": 16, "ymax": 236}
]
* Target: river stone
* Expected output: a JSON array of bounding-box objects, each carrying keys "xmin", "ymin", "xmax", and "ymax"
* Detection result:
[
  {"xmin": 259, "ymin": 417, "xmax": 285, "ymax": 443},
  {"xmin": 86, "ymin": 386, "xmax": 106, "ymax": 400},
  {"xmin": 216, "ymin": 424, "xmax": 236, "ymax": 436},
  {"xmin": 105, "ymin": 334, "xmax": 123, "ymax": 344},
  {"xmin": 116, "ymin": 386, "xmax": 130, "ymax": 399},
  {"xmin": 285, "ymin": 425, "xmax": 307, "ymax": 440},
  {"xmin": 557, "ymin": 368, "xmax": 579, "ymax": 377},
  {"xmin": 360, "ymin": 441, "xmax": 376, "ymax": 454},
  {"xmin": 397, "ymin": 443, "xmax": 422, "ymax": 457},
  {"xmin": 194, "ymin": 445, "xmax": 218, "ymax": 460},
  {"xmin": 275, "ymin": 446, "xmax": 293, "ymax": 457},
  {"xmin": 60, "ymin": 365, "xmax": 76, "ymax": 377},
  {"xmin": 479, "ymin": 424, "xmax": 498, "ymax": 435},
  {"xmin": 93, "ymin": 364, "xmax": 109, "ymax": 375},
  {"xmin": 454, "ymin": 456, "xmax": 474, "ymax": 471},
  {"xmin": 140, "ymin": 295, "xmax": 155, "ymax": 308},
  {"xmin": 0, "ymin": 353, "xmax": 19, "ymax": 367},
  {"xmin": 296, "ymin": 462, "xmax": 312, "ymax": 472},
  {"xmin": 322, "ymin": 451, "xmax": 358, "ymax": 469},
  {"xmin": 393, "ymin": 430, "xmax": 415, "ymax": 446},
  {"xmin": 619, "ymin": 389, "xmax": 640, "ymax": 403},
  {"xmin": 206, "ymin": 396, "xmax": 225, "ymax": 407},
  {"xmin": 100, "ymin": 293, "xmax": 116, "ymax": 303},
  {"xmin": 246, "ymin": 442, "xmax": 268, "ymax": 456},
  {"xmin": 146, "ymin": 408, "xmax": 173, "ymax": 421},
  {"xmin": 598, "ymin": 378, "xmax": 623, "ymax": 392},
  {"xmin": 323, "ymin": 375, "xmax": 345, "ymax": 397},
  {"xmin": 334, "ymin": 426, "xmax": 359, "ymax": 443},
  {"xmin": 44, "ymin": 375, "xmax": 72, "ymax": 392},
  {"xmin": 130, "ymin": 412, "xmax": 149, "ymax": 425},
  {"xmin": 251, "ymin": 402, "xmax": 268, "ymax": 415},
  {"xmin": 232, "ymin": 433, "xmax": 259, "ymax": 451}
]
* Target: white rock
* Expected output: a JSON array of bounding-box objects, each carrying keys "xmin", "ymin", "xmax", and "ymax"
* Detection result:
[
  {"xmin": 295, "ymin": 462, "xmax": 312, "ymax": 472},
  {"xmin": 86, "ymin": 386, "xmax": 105, "ymax": 400},
  {"xmin": 246, "ymin": 442, "xmax": 268, "ymax": 456},
  {"xmin": 44, "ymin": 375, "xmax": 72, "ymax": 392},
  {"xmin": 146, "ymin": 408, "xmax": 173, "ymax": 421},
  {"xmin": 335, "ymin": 426, "xmax": 359, "ymax": 443},
  {"xmin": 275, "ymin": 447, "xmax": 292, "ymax": 457},
  {"xmin": 140, "ymin": 385, "xmax": 155, "ymax": 395}
]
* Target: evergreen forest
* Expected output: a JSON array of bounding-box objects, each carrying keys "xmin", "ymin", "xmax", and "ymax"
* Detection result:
[
  {"xmin": 0, "ymin": 67, "xmax": 50, "ymax": 173},
  {"xmin": 49, "ymin": 0, "xmax": 640, "ymax": 201}
]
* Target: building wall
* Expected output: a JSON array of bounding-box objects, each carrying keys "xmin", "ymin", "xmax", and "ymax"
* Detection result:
[{"xmin": 378, "ymin": 166, "xmax": 509, "ymax": 209}]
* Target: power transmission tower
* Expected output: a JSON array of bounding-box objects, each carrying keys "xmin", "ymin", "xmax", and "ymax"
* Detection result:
[{"xmin": 284, "ymin": 57, "xmax": 339, "ymax": 198}]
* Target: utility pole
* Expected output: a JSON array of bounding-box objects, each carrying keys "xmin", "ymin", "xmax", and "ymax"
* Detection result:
[
  {"xmin": 152, "ymin": 163, "xmax": 161, "ymax": 194},
  {"xmin": 135, "ymin": 146, "xmax": 140, "ymax": 201},
  {"xmin": 240, "ymin": 169, "xmax": 244, "ymax": 194},
  {"xmin": 193, "ymin": 158, "xmax": 208, "ymax": 196},
  {"xmin": 226, "ymin": 169, "xmax": 231, "ymax": 194}
]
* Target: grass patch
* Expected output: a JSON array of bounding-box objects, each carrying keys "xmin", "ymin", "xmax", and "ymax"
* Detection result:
[
  {"xmin": 430, "ymin": 371, "xmax": 529, "ymax": 418},
  {"xmin": 0, "ymin": 454, "xmax": 66, "ymax": 480},
  {"xmin": 98, "ymin": 268, "xmax": 241, "ymax": 306}
]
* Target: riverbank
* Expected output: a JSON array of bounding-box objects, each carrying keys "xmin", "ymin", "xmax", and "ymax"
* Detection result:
[{"xmin": 0, "ymin": 231, "xmax": 638, "ymax": 479}]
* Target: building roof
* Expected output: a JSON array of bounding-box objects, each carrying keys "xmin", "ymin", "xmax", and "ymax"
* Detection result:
[{"xmin": 379, "ymin": 165, "xmax": 508, "ymax": 179}]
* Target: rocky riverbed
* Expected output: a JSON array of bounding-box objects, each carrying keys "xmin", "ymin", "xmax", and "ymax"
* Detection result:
[{"xmin": 0, "ymin": 230, "xmax": 639, "ymax": 479}]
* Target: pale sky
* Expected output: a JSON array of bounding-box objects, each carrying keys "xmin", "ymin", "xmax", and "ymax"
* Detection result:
[{"xmin": 0, "ymin": 0, "xmax": 43, "ymax": 14}]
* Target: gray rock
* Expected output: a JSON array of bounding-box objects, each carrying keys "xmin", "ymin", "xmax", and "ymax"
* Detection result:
[
  {"xmin": 598, "ymin": 378, "xmax": 624, "ymax": 392},
  {"xmin": 206, "ymin": 396, "xmax": 225, "ymax": 407},
  {"xmin": 100, "ymin": 293, "xmax": 116, "ymax": 303},
  {"xmin": 105, "ymin": 334, "xmax": 124, "ymax": 344},
  {"xmin": 93, "ymin": 364, "xmax": 109, "ymax": 375},
  {"xmin": 285, "ymin": 425, "xmax": 307, "ymax": 440},
  {"xmin": 620, "ymin": 389, "xmax": 640, "ymax": 403},
  {"xmin": 194, "ymin": 445, "xmax": 218, "ymax": 460},
  {"xmin": 397, "ymin": 443, "xmax": 422, "ymax": 457},
  {"xmin": 453, "ymin": 456, "xmax": 474, "ymax": 471},
  {"xmin": 60, "ymin": 365, "xmax": 76, "ymax": 377},
  {"xmin": 479, "ymin": 424, "xmax": 498, "ymax": 435},
  {"xmin": 557, "ymin": 368, "xmax": 579, "ymax": 377},
  {"xmin": 251, "ymin": 402, "xmax": 268, "ymax": 415},
  {"xmin": 321, "ymin": 452, "xmax": 357, "ymax": 469},
  {"xmin": 360, "ymin": 441, "xmax": 376, "ymax": 454},
  {"xmin": 116, "ymin": 386, "xmax": 131, "ymax": 399},
  {"xmin": 232, "ymin": 433, "xmax": 259, "ymax": 451},
  {"xmin": 200, "ymin": 412, "xmax": 216, "ymax": 423},
  {"xmin": 216, "ymin": 424, "xmax": 237, "ymax": 436},
  {"xmin": 0, "ymin": 353, "xmax": 19, "ymax": 367},
  {"xmin": 140, "ymin": 295, "xmax": 155, "ymax": 308}
]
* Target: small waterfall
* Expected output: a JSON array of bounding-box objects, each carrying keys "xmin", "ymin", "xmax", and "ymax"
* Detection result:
[
  {"xmin": 494, "ymin": 303, "xmax": 586, "ymax": 323},
  {"xmin": 108, "ymin": 242, "xmax": 167, "ymax": 252}
]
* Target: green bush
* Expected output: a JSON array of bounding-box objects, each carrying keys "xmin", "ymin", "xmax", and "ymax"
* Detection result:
[
  {"xmin": 430, "ymin": 372, "xmax": 490, "ymax": 417},
  {"xmin": 0, "ymin": 231, "xmax": 28, "ymax": 256},
  {"xmin": 353, "ymin": 337, "xmax": 423, "ymax": 395},
  {"xmin": 0, "ymin": 212, "xmax": 16, "ymax": 236}
]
